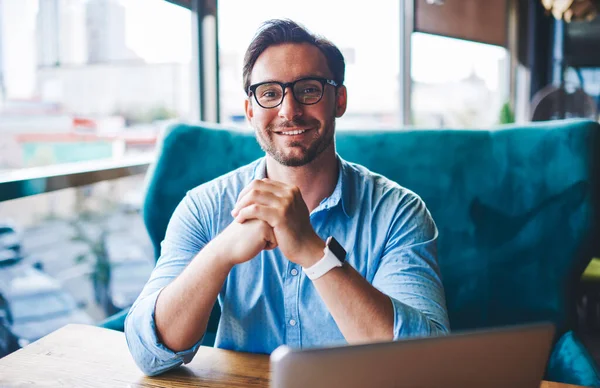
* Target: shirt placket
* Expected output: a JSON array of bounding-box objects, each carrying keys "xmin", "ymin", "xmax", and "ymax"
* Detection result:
[
  {"xmin": 283, "ymin": 259, "xmax": 302, "ymax": 347},
  {"xmin": 283, "ymin": 194, "xmax": 336, "ymax": 348}
]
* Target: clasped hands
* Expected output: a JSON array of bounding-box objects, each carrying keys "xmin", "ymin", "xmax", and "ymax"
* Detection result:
[{"xmin": 218, "ymin": 178, "xmax": 324, "ymax": 268}]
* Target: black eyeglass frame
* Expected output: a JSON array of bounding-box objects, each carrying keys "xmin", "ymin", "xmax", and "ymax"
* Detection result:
[{"xmin": 247, "ymin": 77, "xmax": 339, "ymax": 109}]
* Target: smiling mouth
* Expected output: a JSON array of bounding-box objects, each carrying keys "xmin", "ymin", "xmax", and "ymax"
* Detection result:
[{"xmin": 275, "ymin": 128, "xmax": 310, "ymax": 136}]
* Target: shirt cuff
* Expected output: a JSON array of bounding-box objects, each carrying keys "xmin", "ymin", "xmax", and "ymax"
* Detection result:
[
  {"xmin": 388, "ymin": 295, "xmax": 447, "ymax": 340},
  {"xmin": 125, "ymin": 288, "xmax": 204, "ymax": 375}
]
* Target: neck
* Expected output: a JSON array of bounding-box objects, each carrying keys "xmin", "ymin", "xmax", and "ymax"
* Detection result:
[{"xmin": 265, "ymin": 147, "xmax": 339, "ymax": 213}]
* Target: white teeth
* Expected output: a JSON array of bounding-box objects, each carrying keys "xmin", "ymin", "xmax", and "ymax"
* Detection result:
[{"xmin": 280, "ymin": 129, "xmax": 307, "ymax": 135}]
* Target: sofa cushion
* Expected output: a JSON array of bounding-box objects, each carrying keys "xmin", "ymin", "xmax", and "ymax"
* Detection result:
[
  {"xmin": 546, "ymin": 330, "xmax": 600, "ymax": 386},
  {"xmin": 144, "ymin": 119, "xmax": 600, "ymax": 334}
]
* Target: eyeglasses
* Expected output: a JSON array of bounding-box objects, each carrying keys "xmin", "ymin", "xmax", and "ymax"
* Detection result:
[{"xmin": 247, "ymin": 77, "xmax": 339, "ymax": 109}]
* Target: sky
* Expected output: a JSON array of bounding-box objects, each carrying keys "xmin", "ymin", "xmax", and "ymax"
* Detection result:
[
  {"xmin": 0, "ymin": 0, "xmax": 507, "ymax": 98},
  {"xmin": 215, "ymin": 0, "xmax": 506, "ymax": 90},
  {"xmin": 120, "ymin": 0, "xmax": 191, "ymax": 63}
]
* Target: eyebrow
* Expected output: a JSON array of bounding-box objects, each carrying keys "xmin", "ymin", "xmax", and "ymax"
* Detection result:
[{"xmin": 253, "ymin": 74, "xmax": 329, "ymax": 85}]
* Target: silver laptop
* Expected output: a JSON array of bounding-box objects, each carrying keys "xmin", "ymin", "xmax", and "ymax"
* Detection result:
[{"xmin": 270, "ymin": 322, "xmax": 555, "ymax": 388}]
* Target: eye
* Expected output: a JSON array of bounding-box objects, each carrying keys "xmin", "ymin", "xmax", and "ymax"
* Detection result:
[
  {"xmin": 295, "ymin": 80, "xmax": 323, "ymax": 96},
  {"xmin": 256, "ymin": 84, "xmax": 282, "ymax": 100},
  {"xmin": 302, "ymin": 87, "xmax": 319, "ymax": 94}
]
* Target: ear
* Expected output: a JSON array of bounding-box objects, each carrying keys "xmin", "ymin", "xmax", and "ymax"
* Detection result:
[
  {"xmin": 335, "ymin": 85, "xmax": 347, "ymax": 118},
  {"xmin": 245, "ymin": 97, "xmax": 254, "ymax": 122}
]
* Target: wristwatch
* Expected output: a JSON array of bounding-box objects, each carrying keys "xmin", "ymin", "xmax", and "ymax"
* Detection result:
[{"xmin": 302, "ymin": 236, "xmax": 346, "ymax": 280}]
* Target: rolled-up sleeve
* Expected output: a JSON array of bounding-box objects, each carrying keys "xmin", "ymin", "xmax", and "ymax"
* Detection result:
[
  {"xmin": 125, "ymin": 191, "xmax": 212, "ymax": 376},
  {"xmin": 372, "ymin": 193, "xmax": 450, "ymax": 340}
]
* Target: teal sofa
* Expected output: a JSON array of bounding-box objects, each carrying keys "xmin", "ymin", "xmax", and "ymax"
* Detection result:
[{"xmin": 102, "ymin": 119, "xmax": 600, "ymax": 386}]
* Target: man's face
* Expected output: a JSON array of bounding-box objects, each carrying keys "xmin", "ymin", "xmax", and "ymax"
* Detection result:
[{"xmin": 245, "ymin": 43, "xmax": 347, "ymax": 167}]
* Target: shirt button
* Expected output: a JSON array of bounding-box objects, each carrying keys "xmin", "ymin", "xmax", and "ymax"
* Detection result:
[
  {"xmin": 289, "ymin": 319, "xmax": 297, "ymax": 326},
  {"xmin": 291, "ymin": 269, "xmax": 299, "ymax": 276}
]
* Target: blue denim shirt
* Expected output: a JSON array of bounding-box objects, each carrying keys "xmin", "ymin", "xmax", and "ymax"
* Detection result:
[{"xmin": 125, "ymin": 156, "xmax": 450, "ymax": 376}]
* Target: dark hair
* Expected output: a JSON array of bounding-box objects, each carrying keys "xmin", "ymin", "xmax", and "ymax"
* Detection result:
[{"xmin": 242, "ymin": 19, "xmax": 345, "ymax": 94}]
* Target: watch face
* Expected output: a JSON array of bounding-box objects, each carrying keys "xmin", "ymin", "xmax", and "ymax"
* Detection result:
[{"xmin": 327, "ymin": 237, "xmax": 346, "ymax": 262}]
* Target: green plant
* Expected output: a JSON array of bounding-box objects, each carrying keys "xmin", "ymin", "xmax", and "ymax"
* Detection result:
[
  {"xmin": 114, "ymin": 105, "xmax": 177, "ymax": 125},
  {"xmin": 70, "ymin": 186, "xmax": 117, "ymax": 289},
  {"xmin": 499, "ymin": 102, "xmax": 515, "ymax": 125},
  {"xmin": 71, "ymin": 220, "xmax": 110, "ymax": 286}
]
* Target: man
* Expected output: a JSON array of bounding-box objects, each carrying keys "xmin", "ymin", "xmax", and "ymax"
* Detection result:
[{"xmin": 125, "ymin": 19, "xmax": 449, "ymax": 376}]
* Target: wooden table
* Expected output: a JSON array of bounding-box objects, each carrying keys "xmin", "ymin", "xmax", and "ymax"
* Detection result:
[{"xmin": 0, "ymin": 324, "xmax": 586, "ymax": 387}]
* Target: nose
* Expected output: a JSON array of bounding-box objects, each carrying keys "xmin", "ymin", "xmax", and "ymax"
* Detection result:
[{"xmin": 278, "ymin": 86, "xmax": 303, "ymax": 121}]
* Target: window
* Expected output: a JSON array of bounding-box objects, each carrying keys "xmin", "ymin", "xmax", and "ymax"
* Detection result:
[
  {"xmin": 10, "ymin": 291, "xmax": 76, "ymax": 321},
  {"xmin": 218, "ymin": 0, "xmax": 402, "ymax": 130},
  {"xmin": 0, "ymin": 174, "xmax": 155, "ymax": 327},
  {"xmin": 411, "ymin": 32, "xmax": 510, "ymax": 128},
  {"xmin": 0, "ymin": 0, "xmax": 176, "ymax": 347},
  {"xmin": 564, "ymin": 68, "xmax": 600, "ymax": 100},
  {"xmin": 0, "ymin": 0, "xmax": 193, "ymax": 174}
]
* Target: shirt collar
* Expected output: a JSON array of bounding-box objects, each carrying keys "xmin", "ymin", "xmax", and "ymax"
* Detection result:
[
  {"xmin": 339, "ymin": 156, "xmax": 353, "ymax": 218},
  {"xmin": 252, "ymin": 157, "xmax": 268, "ymax": 180},
  {"xmin": 319, "ymin": 155, "xmax": 352, "ymax": 218},
  {"xmin": 252, "ymin": 155, "xmax": 352, "ymax": 218}
]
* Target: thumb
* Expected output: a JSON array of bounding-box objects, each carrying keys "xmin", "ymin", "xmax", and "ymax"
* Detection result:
[{"xmin": 263, "ymin": 227, "xmax": 278, "ymax": 250}]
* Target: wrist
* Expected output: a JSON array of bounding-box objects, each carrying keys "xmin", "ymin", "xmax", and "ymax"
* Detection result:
[
  {"xmin": 296, "ymin": 234, "xmax": 326, "ymax": 268},
  {"xmin": 204, "ymin": 238, "xmax": 236, "ymax": 272},
  {"xmin": 302, "ymin": 236, "xmax": 346, "ymax": 280}
]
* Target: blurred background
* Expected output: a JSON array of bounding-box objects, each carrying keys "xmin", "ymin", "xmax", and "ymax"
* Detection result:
[{"xmin": 0, "ymin": 0, "xmax": 599, "ymax": 361}]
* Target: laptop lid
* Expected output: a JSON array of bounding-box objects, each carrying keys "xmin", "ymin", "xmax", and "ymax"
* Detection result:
[{"xmin": 271, "ymin": 322, "xmax": 555, "ymax": 388}]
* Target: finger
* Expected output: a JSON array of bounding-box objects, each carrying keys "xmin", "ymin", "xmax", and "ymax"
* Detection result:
[
  {"xmin": 261, "ymin": 178, "xmax": 288, "ymax": 189},
  {"xmin": 260, "ymin": 178, "xmax": 293, "ymax": 193},
  {"xmin": 262, "ymin": 178, "xmax": 302, "ymax": 202},
  {"xmin": 235, "ymin": 181, "xmax": 262, "ymax": 206},
  {"xmin": 236, "ymin": 184, "xmax": 254, "ymax": 204},
  {"xmin": 235, "ymin": 204, "xmax": 279, "ymax": 226},
  {"xmin": 237, "ymin": 179, "xmax": 287, "ymax": 204},
  {"xmin": 231, "ymin": 189, "xmax": 281, "ymax": 217},
  {"xmin": 263, "ymin": 228, "xmax": 278, "ymax": 251}
]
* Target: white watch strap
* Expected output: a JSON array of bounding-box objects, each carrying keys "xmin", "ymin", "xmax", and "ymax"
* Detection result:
[{"xmin": 302, "ymin": 246, "xmax": 343, "ymax": 280}]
